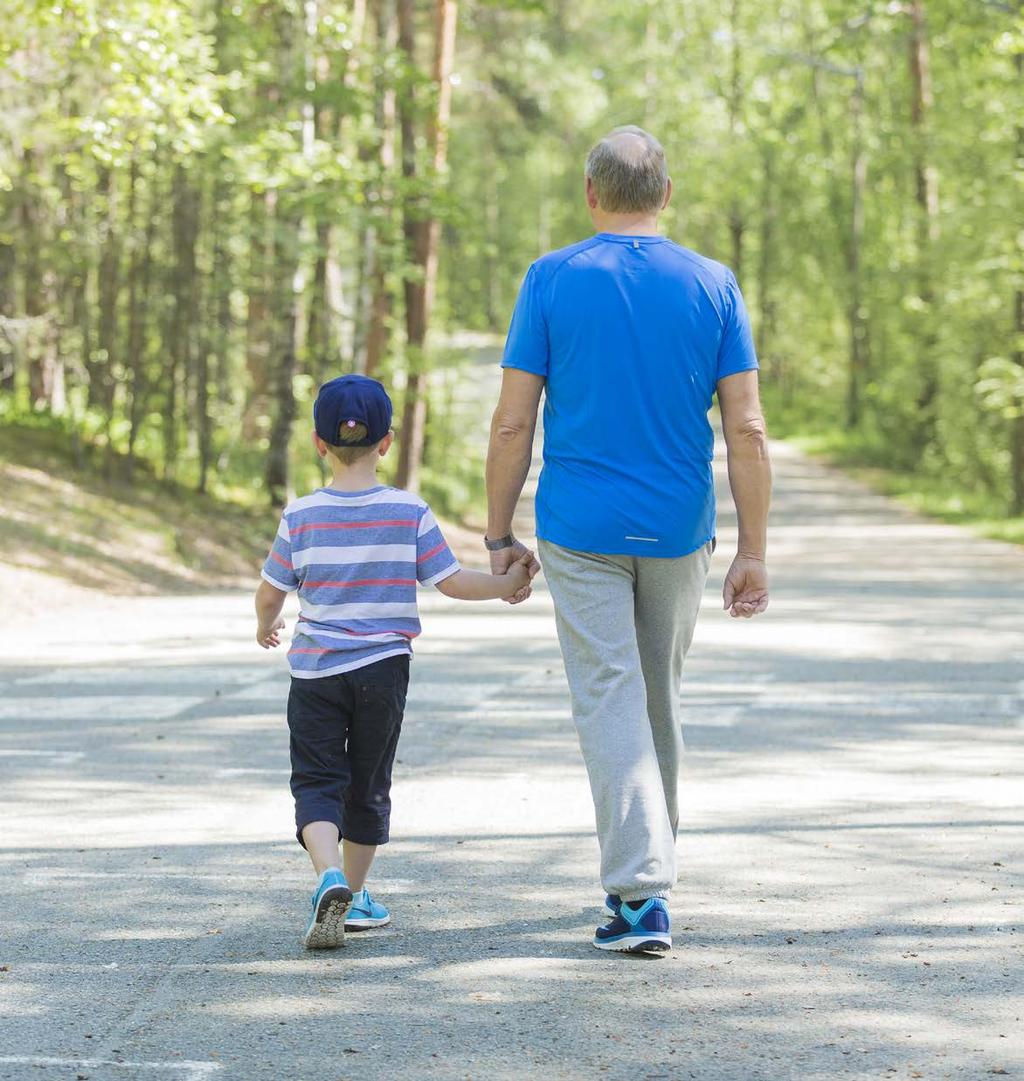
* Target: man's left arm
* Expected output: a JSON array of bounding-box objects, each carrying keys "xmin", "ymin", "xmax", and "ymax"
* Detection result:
[{"xmin": 485, "ymin": 368, "xmax": 545, "ymax": 601}]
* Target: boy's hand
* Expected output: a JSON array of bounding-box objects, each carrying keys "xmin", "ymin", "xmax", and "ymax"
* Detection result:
[
  {"xmin": 490, "ymin": 539, "xmax": 540, "ymax": 604},
  {"xmin": 257, "ymin": 617, "xmax": 286, "ymax": 648},
  {"xmin": 502, "ymin": 550, "xmax": 536, "ymax": 601}
]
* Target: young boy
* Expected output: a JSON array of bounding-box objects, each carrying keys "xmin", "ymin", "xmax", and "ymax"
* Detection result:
[{"xmin": 255, "ymin": 374, "xmax": 534, "ymax": 949}]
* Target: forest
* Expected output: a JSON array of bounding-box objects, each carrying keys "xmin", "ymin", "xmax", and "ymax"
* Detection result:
[{"xmin": 1, "ymin": 0, "xmax": 1022, "ymax": 524}]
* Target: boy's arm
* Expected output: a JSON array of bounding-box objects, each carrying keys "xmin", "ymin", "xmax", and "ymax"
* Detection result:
[
  {"xmin": 255, "ymin": 579, "xmax": 288, "ymax": 648},
  {"xmin": 434, "ymin": 553, "xmax": 535, "ymax": 602}
]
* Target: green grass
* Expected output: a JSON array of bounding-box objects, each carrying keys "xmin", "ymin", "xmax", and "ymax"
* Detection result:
[
  {"xmin": 763, "ymin": 397, "xmax": 1024, "ymax": 547},
  {"xmin": 0, "ymin": 419, "xmax": 275, "ymax": 593}
]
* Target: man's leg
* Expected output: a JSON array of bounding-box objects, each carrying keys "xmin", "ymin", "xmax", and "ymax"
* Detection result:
[
  {"xmin": 634, "ymin": 541, "xmax": 713, "ymax": 836},
  {"xmin": 539, "ymin": 539, "xmax": 676, "ymax": 902}
]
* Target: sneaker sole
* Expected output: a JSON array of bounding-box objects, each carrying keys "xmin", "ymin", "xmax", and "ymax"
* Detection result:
[
  {"xmin": 592, "ymin": 933, "xmax": 672, "ymax": 954},
  {"xmin": 303, "ymin": 885, "xmax": 353, "ymax": 950},
  {"xmin": 344, "ymin": 914, "xmax": 391, "ymax": 930}
]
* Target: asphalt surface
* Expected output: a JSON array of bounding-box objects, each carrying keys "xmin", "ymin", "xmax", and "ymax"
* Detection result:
[{"xmin": 1, "ymin": 441, "xmax": 1022, "ymax": 1081}]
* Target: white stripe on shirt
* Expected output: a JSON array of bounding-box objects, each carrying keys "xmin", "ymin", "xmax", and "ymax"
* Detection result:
[
  {"xmin": 286, "ymin": 488, "xmax": 426, "ymax": 513},
  {"xmin": 290, "ymin": 543, "xmax": 417, "ymax": 570},
  {"xmin": 420, "ymin": 561, "xmax": 461, "ymax": 587},
  {"xmin": 300, "ymin": 600, "xmax": 420, "ymax": 621}
]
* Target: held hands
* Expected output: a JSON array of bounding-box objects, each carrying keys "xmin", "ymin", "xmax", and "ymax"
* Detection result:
[
  {"xmin": 490, "ymin": 539, "xmax": 541, "ymax": 605},
  {"xmin": 723, "ymin": 554, "xmax": 769, "ymax": 619},
  {"xmin": 257, "ymin": 616, "xmax": 286, "ymax": 648}
]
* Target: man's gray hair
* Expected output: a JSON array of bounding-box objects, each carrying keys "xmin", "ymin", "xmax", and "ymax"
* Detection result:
[{"xmin": 585, "ymin": 126, "xmax": 669, "ymax": 214}]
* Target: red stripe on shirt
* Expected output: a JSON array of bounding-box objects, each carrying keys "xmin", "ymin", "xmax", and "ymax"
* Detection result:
[
  {"xmin": 302, "ymin": 578, "xmax": 416, "ymax": 588},
  {"xmin": 271, "ymin": 550, "xmax": 293, "ymax": 570},
  {"xmin": 416, "ymin": 541, "xmax": 448, "ymax": 564},
  {"xmin": 289, "ymin": 519, "xmax": 418, "ymax": 535}
]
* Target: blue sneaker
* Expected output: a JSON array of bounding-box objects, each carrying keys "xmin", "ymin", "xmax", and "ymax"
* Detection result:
[
  {"xmin": 593, "ymin": 897, "xmax": 672, "ymax": 953},
  {"xmin": 603, "ymin": 893, "xmax": 622, "ymax": 917},
  {"xmin": 344, "ymin": 888, "xmax": 391, "ymax": 930},
  {"xmin": 302, "ymin": 868, "xmax": 353, "ymax": 950}
]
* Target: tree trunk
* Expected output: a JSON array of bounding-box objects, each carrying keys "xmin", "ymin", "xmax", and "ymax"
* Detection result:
[
  {"xmin": 265, "ymin": 212, "xmax": 302, "ymax": 505},
  {"xmin": 363, "ymin": 0, "xmax": 399, "ymax": 378},
  {"xmin": 726, "ymin": 0, "xmax": 743, "ymax": 278},
  {"xmin": 95, "ymin": 168, "xmax": 121, "ymax": 418},
  {"xmin": 126, "ymin": 165, "xmax": 158, "ymax": 473},
  {"xmin": 395, "ymin": 0, "xmax": 458, "ymax": 493},
  {"xmin": 0, "ymin": 240, "xmax": 14, "ymax": 392},
  {"xmin": 244, "ymin": 188, "xmax": 275, "ymax": 438},
  {"xmin": 846, "ymin": 72, "xmax": 868, "ymax": 430},
  {"xmin": 164, "ymin": 165, "xmax": 200, "ymax": 481},
  {"xmin": 908, "ymin": 0, "xmax": 940, "ymax": 440},
  {"xmin": 755, "ymin": 141, "xmax": 777, "ymax": 380},
  {"xmin": 1011, "ymin": 44, "xmax": 1024, "ymax": 515}
]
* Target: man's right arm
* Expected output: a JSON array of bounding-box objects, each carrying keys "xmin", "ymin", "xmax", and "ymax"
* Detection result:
[
  {"xmin": 485, "ymin": 368, "xmax": 545, "ymax": 599},
  {"xmin": 717, "ymin": 369, "xmax": 771, "ymax": 618}
]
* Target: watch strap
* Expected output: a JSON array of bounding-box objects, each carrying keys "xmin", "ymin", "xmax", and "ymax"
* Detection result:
[{"xmin": 484, "ymin": 533, "xmax": 516, "ymax": 552}]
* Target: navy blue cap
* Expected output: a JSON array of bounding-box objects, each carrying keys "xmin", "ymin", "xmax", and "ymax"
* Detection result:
[{"xmin": 313, "ymin": 374, "xmax": 393, "ymax": 447}]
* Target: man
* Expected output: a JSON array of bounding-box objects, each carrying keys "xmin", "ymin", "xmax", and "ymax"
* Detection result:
[{"xmin": 484, "ymin": 126, "xmax": 771, "ymax": 954}]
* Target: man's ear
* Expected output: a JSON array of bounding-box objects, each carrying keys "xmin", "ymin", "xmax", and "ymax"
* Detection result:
[
  {"xmin": 662, "ymin": 177, "xmax": 673, "ymax": 210},
  {"xmin": 312, "ymin": 429, "xmax": 328, "ymax": 459},
  {"xmin": 378, "ymin": 431, "xmax": 395, "ymax": 457},
  {"xmin": 585, "ymin": 176, "xmax": 599, "ymax": 210}
]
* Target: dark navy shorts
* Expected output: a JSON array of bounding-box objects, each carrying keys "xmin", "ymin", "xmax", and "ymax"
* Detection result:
[{"xmin": 287, "ymin": 653, "xmax": 410, "ymax": 847}]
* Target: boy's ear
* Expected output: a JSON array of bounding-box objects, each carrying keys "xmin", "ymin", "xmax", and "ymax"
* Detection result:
[
  {"xmin": 378, "ymin": 431, "xmax": 395, "ymax": 457},
  {"xmin": 312, "ymin": 429, "xmax": 328, "ymax": 458}
]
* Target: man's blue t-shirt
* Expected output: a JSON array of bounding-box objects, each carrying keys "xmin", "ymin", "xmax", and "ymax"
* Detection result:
[{"xmin": 501, "ymin": 232, "xmax": 759, "ymax": 558}]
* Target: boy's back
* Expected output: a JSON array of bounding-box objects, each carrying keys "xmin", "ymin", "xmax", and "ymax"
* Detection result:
[{"xmin": 262, "ymin": 485, "xmax": 460, "ymax": 679}]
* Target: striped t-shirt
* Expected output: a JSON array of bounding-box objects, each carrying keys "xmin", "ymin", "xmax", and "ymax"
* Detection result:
[{"xmin": 261, "ymin": 485, "xmax": 460, "ymax": 679}]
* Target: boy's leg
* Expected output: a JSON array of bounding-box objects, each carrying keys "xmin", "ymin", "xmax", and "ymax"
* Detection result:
[
  {"xmin": 287, "ymin": 676, "xmax": 351, "ymax": 867},
  {"xmin": 342, "ymin": 839, "xmax": 377, "ymax": 893},
  {"xmin": 340, "ymin": 654, "xmax": 410, "ymax": 879},
  {"xmin": 537, "ymin": 539, "xmax": 676, "ymax": 903},
  {"xmin": 302, "ymin": 821, "xmax": 343, "ymax": 875},
  {"xmin": 287, "ymin": 676, "xmax": 357, "ymax": 948}
]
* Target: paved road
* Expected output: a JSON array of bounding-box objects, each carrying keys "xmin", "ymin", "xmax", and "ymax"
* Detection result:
[{"xmin": 1, "ymin": 442, "xmax": 1022, "ymax": 1081}]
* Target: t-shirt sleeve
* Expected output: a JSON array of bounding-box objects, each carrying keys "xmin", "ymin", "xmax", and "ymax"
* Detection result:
[
  {"xmin": 716, "ymin": 272, "xmax": 759, "ymax": 382},
  {"xmin": 416, "ymin": 506, "xmax": 461, "ymax": 586},
  {"xmin": 500, "ymin": 264, "xmax": 549, "ymax": 377},
  {"xmin": 261, "ymin": 515, "xmax": 300, "ymax": 592}
]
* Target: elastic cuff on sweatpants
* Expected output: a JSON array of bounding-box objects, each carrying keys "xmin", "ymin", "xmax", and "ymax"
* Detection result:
[{"xmin": 617, "ymin": 890, "xmax": 670, "ymax": 903}]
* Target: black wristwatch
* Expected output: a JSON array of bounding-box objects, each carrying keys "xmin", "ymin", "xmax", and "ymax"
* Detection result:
[{"xmin": 484, "ymin": 533, "xmax": 516, "ymax": 552}]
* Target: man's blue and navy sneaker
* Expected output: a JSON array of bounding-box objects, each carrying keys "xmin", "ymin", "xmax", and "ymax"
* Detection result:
[
  {"xmin": 593, "ymin": 897, "xmax": 672, "ymax": 954},
  {"xmin": 344, "ymin": 888, "xmax": 391, "ymax": 930},
  {"xmin": 603, "ymin": 893, "xmax": 622, "ymax": 917},
  {"xmin": 302, "ymin": 868, "xmax": 353, "ymax": 950}
]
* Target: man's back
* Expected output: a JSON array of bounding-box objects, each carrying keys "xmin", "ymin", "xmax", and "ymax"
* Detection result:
[{"xmin": 501, "ymin": 232, "xmax": 758, "ymax": 558}]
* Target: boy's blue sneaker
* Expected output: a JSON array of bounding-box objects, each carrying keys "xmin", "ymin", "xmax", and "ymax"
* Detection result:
[
  {"xmin": 603, "ymin": 893, "xmax": 622, "ymax": 917},
  {"xmin": 593, "ymin": 897, "xmax": 672, "ymax": 954},
  {"xmin": 344, "ymin": 888, "xmax": 391, "ymax": 930},
  {"xmin": 302, "ymin": 868, "xmax": 353, "ymax": 950}
]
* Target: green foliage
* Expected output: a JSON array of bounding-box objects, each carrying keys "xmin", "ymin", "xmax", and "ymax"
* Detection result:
[{"xmin": 1, "ymin": 0, "xmax": 1022, "ymax": 526}]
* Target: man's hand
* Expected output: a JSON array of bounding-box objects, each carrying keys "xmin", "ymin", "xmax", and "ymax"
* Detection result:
[
  {"xmin": 257, "ymin": 616, "xmax": 286, "ymax": 648},
  {"xmin": 723, "ymin": 555, "xmax": 769, "ymax": 618},
  {"xmin": 489, "ymin": 539, "xmax": 541, "ymax": 604}
]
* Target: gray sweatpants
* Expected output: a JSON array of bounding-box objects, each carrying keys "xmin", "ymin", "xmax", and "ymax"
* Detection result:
[{"xmin": 538, "ymin": 538, "xmax": 713, "ymax": 902}]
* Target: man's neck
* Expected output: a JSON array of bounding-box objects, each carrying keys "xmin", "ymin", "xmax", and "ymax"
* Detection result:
[
  {"xmin": 324, "ymin": 466, "xmax": 382, "ymax": 492},
  {"xmin": 592, "ymin": 212, "xmax": 661, "ymax": 237}
]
